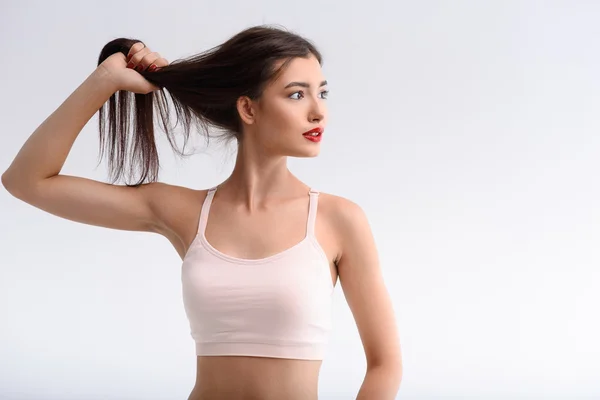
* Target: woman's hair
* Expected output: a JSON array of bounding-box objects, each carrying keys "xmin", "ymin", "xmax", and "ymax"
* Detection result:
[{"xmin": 96, "ymin": 25, "xmax": 322, "ymax": 186}]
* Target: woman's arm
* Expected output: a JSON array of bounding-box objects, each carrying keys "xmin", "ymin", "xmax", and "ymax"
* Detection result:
[
  {"xmin": 1, "ymin": 65, "xmax": 163, "ymax": 233},
  {"xmin": 2, "ymin": 68, "xmax": 116, "ymax": 187},
  {"xmin": 332, "ymin": 196, "xmax": 403, "ymax": 399}
]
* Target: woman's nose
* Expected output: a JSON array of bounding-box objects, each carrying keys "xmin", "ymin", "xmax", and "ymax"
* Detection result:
[{"xmin": 309, "ymin": 100, "xmax": 326, "ymax": 122}]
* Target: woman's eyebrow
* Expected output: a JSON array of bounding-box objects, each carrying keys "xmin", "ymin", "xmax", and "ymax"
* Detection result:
[{"xmin": 284, "ymin": 80, "xmax": 328, "ymax": 89}]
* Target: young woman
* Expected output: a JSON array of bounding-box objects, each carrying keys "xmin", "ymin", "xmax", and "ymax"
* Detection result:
[{"xmin": 2, "ymin": 26, "xmax": 402, "ymax": 399}]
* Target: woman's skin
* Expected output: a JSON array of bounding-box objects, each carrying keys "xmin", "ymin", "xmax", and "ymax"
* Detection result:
[{"xmin": 2, "ymin": 43, "xmax": 402, "ymax": 399}]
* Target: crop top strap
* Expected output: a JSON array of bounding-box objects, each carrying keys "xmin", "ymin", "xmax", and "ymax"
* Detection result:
[
  {"xmin": 306, "ymin": 188, "xmax": 320, "ymax": 238},
  {"xmin": 197, "ymin": 186, "xmax": 218, "ymax": 236}
]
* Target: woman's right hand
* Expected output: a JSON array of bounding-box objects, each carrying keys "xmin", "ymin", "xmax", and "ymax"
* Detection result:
[{"xmin": 98, "ymin": 42, "xmax": 169, "ymax": 94}]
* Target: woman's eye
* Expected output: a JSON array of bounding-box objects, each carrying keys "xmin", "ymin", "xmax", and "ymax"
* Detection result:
[{"xmin": 289, "ymin": 90, "xmax": 329, "ymax": 100}]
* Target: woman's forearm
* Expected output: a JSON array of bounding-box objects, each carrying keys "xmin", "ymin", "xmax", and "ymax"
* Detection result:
[
  {"xmin": 2, "ymin": 67, "xmax": 117, "ymax": 191},
  {"xmin": 356, "ymin": 364, "xmax": 402, "ymax": 400}
]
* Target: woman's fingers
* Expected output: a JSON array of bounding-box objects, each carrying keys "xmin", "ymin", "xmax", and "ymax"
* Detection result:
[
  {"xmin": 126, "ymin": 42, "xmax": 150, "ymax": 70},
  {"xmin": 140, "ymin": 52, "xmax": 168, "ymax": 72},
  {"xmin": 126, "ymin": 42, "xmax": 168, "ymax": 72}
]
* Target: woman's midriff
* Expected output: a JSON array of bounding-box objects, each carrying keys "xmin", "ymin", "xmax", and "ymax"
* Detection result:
[{"xmin": 186, "ymin": 356, "xmax": 322, "ymax": 400}]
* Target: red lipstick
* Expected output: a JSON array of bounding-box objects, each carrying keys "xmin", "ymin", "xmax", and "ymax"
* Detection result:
[{"xmin": 302, "ymin": 126, "xmax": 324, "ymax": 143}]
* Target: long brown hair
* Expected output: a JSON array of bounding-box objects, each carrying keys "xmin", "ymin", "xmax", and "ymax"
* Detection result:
[{"xmin": 96, "ymin": 25, "xmax": 322, "ymax": 186}]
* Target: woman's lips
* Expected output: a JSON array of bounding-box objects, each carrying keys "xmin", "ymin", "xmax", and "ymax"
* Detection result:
[
  {"xmin": 302, "ymin": 126, "xmax": 324, "ymax": 142},
  {"xmin": 303, "ymin": 132, "xmax": 322, "ymax": 142}
]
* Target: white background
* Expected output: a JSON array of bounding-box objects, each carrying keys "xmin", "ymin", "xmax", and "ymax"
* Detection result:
[{"xmin": 1, "ymin": 1, "xmax": 599, "ymax": 399}]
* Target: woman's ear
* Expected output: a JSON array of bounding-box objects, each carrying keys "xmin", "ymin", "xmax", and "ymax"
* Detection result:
[{"xmin": 236, "ymin": 96, "xmax": 257, "ymax": 125}]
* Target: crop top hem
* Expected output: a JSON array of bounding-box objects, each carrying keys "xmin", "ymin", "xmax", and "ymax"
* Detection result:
[{"xmin": 195, "ymin": 341, "xmax": 326, "ymax": 360}]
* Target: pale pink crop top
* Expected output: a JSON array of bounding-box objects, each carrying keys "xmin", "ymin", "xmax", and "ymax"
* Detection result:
[{"xmin": 181, "ymin": 186, "xmax": 334, "ymax": 360}]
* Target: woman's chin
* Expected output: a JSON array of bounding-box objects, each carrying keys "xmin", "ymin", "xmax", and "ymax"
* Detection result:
[{"xmin": 292, "ymin": 147, "xmax": 321, "ymax": 158}]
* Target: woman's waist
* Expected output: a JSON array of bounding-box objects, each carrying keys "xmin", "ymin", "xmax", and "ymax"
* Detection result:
[{"xmin": 190, "ymin": 355, "xmax": 321, "ymax": 400}]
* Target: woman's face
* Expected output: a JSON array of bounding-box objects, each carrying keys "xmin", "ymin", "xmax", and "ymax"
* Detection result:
[{"xmin": 242, "ymin": 54, "xmax": 329, "ymax": 158}]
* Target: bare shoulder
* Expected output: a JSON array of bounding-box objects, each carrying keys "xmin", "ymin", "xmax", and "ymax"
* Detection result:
[
  {"xmin": 143, "ymin": 182, "xmax": 211, "ymax": 259},
  {"xmin": 315, "ymin": 192, "xmax": 370, "ymax": 262},
  {"xmin": 145, "ymin": 181, "xmax": 205, "ymax": 210},
  {"xmin": 145, "ymin": 182, "xmax": 206, "ymax": 236},
  {"xmin": 317, "ymin": 191, "xmax": 367, "ymax": 227}
]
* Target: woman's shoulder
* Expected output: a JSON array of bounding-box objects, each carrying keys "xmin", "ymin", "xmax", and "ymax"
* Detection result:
[
  {"xmin": 145, "ymin": 181, "xmax": 207, "ymax": 204},
  {"xmin": 315, "ymin": 189, "xmax": 361, "ymax": 207},
  {"xmin": 143, "ymin": 181, "xmax": 208, "ymax": 232},
  {"xmin": 314, "ymin": 190, "xmax": 367, "ymax": 225}
]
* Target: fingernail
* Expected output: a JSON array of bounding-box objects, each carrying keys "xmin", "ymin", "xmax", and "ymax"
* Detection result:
[
  {"xmin": 126, "ymin": 54, "xmax": 132, "ymax": 62},
  {"xmin": 148, "ymin": 64, "xmax": 157, "ymax": 72},
  {"xmin": 135, "ymin": 65, "xmax": 143, "ymax": 72},
  {"xmin": 127, "ymin": 61, "xmax": 135, "ymax": 69}
]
